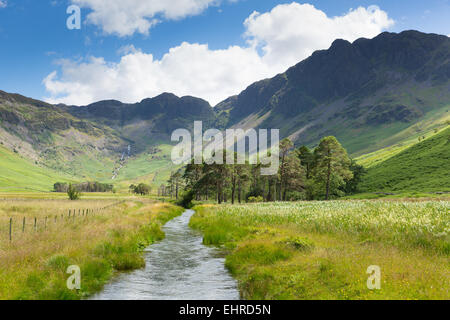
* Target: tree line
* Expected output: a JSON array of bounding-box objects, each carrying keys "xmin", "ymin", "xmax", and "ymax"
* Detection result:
[
  {"xmin": 163, "ymin": 136, "xmax": 365, "ymax": 204},
  {"xmin": 54, "ymin": 182, "xmax": 114, "ymax": 193}
]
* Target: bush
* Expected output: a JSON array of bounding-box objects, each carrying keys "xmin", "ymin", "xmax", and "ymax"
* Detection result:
[
  {"xmin": 246, "ymin": 187, "xmax": 265, "ymax": 201},
  {"xmin": 248, "ymin": 196, "xmax": 264, "ymax": 203},
  {"xmin": 177, "ymin": 190, "xmax": 194, "ymax": 209},
  {"xmin": 130, "ymin": 183, "xmax": 151, "ymax": 195},
  {"xmin": 67, "ymin": 184, "xmax": 80, "ymax": 201}
]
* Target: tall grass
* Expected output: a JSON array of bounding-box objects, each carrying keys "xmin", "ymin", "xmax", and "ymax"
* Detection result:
[
  {"xmin": 191, "ymin": 200, "xmax": 450, "ymax": 300},
  {"xmin": 0, "ymin": 199, "xmax": 121, "ymax": 239},
  {"xmin": 0, "ymin": 198, "xmax": 183, "ymax": 299}
]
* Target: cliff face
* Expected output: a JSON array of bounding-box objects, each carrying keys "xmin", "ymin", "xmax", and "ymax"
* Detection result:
[{"xmin": 215, "ymin": 31, "xmax": 450, "ymax": 153}]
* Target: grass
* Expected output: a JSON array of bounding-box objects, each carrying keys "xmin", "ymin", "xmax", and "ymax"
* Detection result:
[
  {"xmin": 345, "ymin": 192, "xmax": 450, "ymax": 200},
  {"xmin": 359, "ymin": 127, "xmax": 450, "ymax": 193},
  {"xmin": 0, "ymin": 137, "xmax": 177, "ymax": 193},
  {"xmin": 0, "ymin": 145, "xmax": 75, "ymax": 192},
  {"xmin": 356, "ymin": 122, "xmax": 450, "ymax": 169},
  {"xmin": 344, "ymin": 103, "xmax": 450, "ymax": 157},
  {"xmin": 190, "ymin": 201, "xmax": 450, "ymax": 300},
  {"xmin": 113, "ymin": 144, "xmax": 179, "ymax": 191},
  {"xmin": 0, "ymin": 197, "xmax": 183, "ymax": 299}
]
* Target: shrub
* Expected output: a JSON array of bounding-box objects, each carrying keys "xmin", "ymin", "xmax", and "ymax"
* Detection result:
[
  {"xmin": 246, "ymin": 187, "xmax": 265, "ymax": 201},
  {"xmin": 130, "ymin": 183, "xmax": 151, "ymax": 195},
  {"xmin": 67, "ymin": 184, "xmax": 80, "ymax": 201},
  {"xmin": 177, "ymin": 190, "xmax": 194, "ymax": 209},
  {"xmin": 248, "ymin": 196, "xmax": 264, "ymax": 203}
]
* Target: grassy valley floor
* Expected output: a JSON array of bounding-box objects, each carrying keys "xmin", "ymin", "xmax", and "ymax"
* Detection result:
[
  {"xmin": 190, "ymin": 201, "xmax": 450, "ymax": 300},
  {"xmin": 0, "ymin": 197, "xmax": 183, "ymax": 299}
]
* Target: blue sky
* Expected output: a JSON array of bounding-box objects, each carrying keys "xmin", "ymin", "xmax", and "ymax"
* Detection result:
[{"xmin": 0, "ymin": 0, "xmax": 449, "ymax": 105}]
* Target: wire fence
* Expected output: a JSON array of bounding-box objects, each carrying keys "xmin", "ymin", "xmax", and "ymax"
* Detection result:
[{"xmin": 0, "ymin": 201, "xmax": 125, "ymax": 242}]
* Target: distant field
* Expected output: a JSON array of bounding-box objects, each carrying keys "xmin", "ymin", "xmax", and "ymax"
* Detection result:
[
  {"xmin": 191, "ymin": 201, "xmax": 450, "ymax": 300},
  {"xmin": 0, "ymin": 196, "xmax": 183, "ymax": 299}
]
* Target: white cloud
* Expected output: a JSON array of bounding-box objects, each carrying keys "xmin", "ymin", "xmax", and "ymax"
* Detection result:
[
  {"xmin": 245, "ymin": 3, "xmax": 394, "ymax": 70},
  {"xmin": 44, "ymin": 3, "xmax": 394, "ymax": 106},
  {"xmin": 117, "ymin": 44, "xmax": 140, "ymax": 55},
  {"xmin": 44, "ymin": 43, "xmax": 270, "ymax": 106},
  {"xmin": 72, "ymin": 0, "xmax": 221, "ymax": 37},
  {"xmin": 0, "ymin": 1, "xmax": 7, "ymax": 8}
]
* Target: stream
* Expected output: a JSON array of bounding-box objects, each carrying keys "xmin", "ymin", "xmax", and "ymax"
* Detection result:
[{"xmin": 91, "ymin": 210, "xmax": 240, "ymax": 300}]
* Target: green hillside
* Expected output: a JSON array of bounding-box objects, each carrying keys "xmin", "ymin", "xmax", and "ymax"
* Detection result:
[
  {"xmin": 360, "ymin": 127, "xmax": 450, "ymax": 192},
  {"xmin": 0, "ymin": 145, "xmax": 75, "ymax": 192},
  {"xmin": 356, "ymin": 109, "xmax": 450, "ymax": 167},
  {"xmin": 111, "ymin": 144, "xmax": 179, "ymax": 191}
]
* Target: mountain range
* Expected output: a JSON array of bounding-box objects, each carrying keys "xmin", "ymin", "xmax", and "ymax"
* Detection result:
[{"xmin": 0, "ymin": 30, "xmax": 449, "ymax": 191}]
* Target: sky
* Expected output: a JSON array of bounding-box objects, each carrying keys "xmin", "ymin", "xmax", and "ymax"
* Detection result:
[{"xmin": 0, "ymin": 0, "xmax": 449, "ymax": 106}]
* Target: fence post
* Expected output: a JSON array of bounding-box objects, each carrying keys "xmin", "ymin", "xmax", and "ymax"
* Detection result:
[
  {"xmin": 69, "ymin": 210, "xmax": 71, "ymax": 218},
  {"xmin": 9, "ymin": 218, "xmax": 12, "ymax": 242},
  {"xmin": 45, "ymin": 217, "xmax": 47, "ymax": 230},
  {"xmin": 23, "ymin": 217, "xmax": 26, "ymax": 233},
  {"xmin": 34, "ymin": 217, "xmax": 37, "ymax": 232}
]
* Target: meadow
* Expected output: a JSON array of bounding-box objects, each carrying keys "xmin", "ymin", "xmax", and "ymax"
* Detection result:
[
  {"xmin": 0, "ymin": 196, "xmax": 183, "ymax": 299},
  {"xmin": 190, "ymin": 200, "xmax": 450, "ymax": 300}
]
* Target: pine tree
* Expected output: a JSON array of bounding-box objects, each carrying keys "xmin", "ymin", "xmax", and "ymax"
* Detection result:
[
  {"xmin": 313, "ymin": 136, "xmax": 353, "ymax": 200},
  {"xmin": 296, "ymin": 146, "xmax": 315, "ymax": 179},
  {"xmin": 283, "ymin": 154, "xmax": 306, "ymax": 200},
  {"xmin": 230, "ymin": 153, "xmax": 251, "ymax": 204},
  {"xmin": 278, "ymin": 139, "xmax": 294, "ymax": 201},
  {"xmin": 183, "ymin": 161, "xmax": 204, "ymax": 200}
]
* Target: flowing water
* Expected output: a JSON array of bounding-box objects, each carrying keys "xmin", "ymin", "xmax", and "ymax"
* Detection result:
[{"xmin": 91, "ymin": 210, "xmax": 240, "ymax": 300}]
